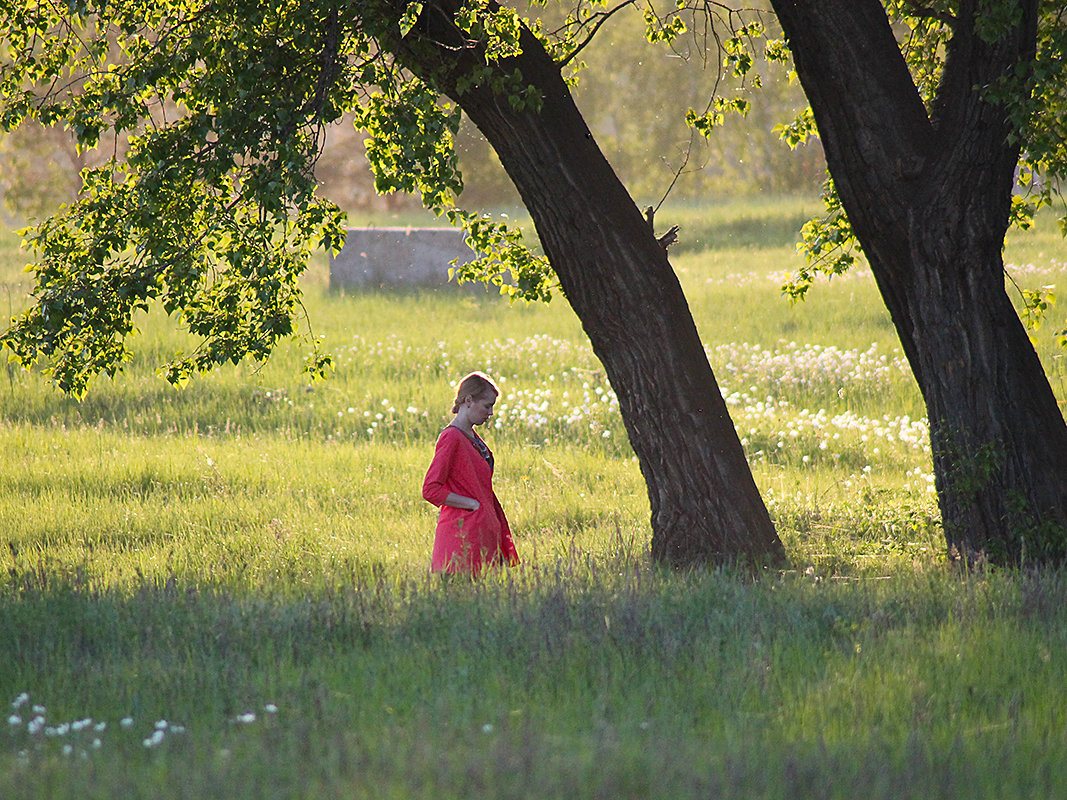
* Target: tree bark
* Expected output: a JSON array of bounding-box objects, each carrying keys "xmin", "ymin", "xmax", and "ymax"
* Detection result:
[
  {"xmin": 771, "ymin": 0, "xmax": 1067, "ymax": 564},
  {"xmin": 397, "ymin": 4, "xmax": 786, "ymax": 568}
]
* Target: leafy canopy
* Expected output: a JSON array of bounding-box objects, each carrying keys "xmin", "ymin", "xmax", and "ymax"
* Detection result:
[{"xmin": 0, "ymin": 0, "xmax": 569, "ymax": 395}]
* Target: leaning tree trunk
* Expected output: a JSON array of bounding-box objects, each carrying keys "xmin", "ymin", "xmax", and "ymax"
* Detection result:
[
  {"xmin": 771, "ymin": 0, "xmax": 1067, "ymax": 564},
  {"xmin": 395, "ymin": 4, "xmax": 786, "ymax": 568}
]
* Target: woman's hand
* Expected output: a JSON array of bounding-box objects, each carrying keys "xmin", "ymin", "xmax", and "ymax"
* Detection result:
[{"xmin": 445, "ymin": 493, "xmax": 479, "ymax": 511}]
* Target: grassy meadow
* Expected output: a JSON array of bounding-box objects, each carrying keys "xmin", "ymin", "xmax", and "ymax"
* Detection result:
[{"xmin": 1, "ymin": 196, "xmax": 1066, "ymax": 798}]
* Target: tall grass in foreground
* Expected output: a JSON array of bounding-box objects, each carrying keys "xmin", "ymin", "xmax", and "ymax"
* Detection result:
[
  {"xmin": 0, "ymin": 197, "xmax": 1065, "ymax": 798},
  {"xmin": 5, "ymin": 566, "xmax": 1067, "ymax": 799}
]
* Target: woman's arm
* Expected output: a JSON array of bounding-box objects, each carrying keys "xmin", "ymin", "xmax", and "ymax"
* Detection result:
[{"xmin": 423, "ymin": 429, "xmax": 481, "ymax": 509}]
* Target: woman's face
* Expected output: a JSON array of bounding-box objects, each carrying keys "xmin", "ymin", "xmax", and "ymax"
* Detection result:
[{"xmin": 467, "ymin": 393, "xmax": 497, "ymax": 426}]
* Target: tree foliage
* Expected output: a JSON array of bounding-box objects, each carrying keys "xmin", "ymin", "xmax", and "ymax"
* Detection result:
[
  {"xmin": 0, "ymin": 1, "xmax": 363, "ymax": 393},
  {"xmin": 5, "ymin": 1, "xmax": 1063, "ymax": 395},
  {"xmin": 0, "ymin": 1, "xmax": 555, "ymax": 394}
]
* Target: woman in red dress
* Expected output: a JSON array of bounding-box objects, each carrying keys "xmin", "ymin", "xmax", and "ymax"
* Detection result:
[{"xmin": 422, "ymin": 372, "xmax": 519, "ymax": 575}]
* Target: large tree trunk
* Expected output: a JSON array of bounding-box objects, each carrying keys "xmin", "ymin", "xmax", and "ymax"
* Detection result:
[
  {"xmin": 397, "ymin": 5, "xmax": 786, "ymax": 568},
  {"xmin": 771, "ymin": 0, "xmax": 1067, "ymax": 564}
]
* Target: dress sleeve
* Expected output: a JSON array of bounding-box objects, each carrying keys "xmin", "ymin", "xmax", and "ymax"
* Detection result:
[{"xmin": 422, "ymin": 430, "xmax": 460, "ymax": 507}]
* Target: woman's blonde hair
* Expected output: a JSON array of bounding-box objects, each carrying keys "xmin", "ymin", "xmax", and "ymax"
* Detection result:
[{"xmin": 452, "ymin": 371, "xmax": 500, "ymax": 414}]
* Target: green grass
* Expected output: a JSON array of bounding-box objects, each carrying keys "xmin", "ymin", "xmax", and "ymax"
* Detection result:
[{"xmin": 0, "ymin": 197, "xmax": 1066, "ymax": 798}]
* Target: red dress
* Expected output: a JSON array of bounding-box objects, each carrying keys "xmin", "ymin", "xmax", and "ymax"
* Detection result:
[{"xmin": 422, "ymin": 426, "xmax": 519, "ymax": 575}]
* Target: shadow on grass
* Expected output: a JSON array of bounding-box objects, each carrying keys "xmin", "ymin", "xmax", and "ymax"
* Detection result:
[{"xmin": 4, "ymin": 561, "xmax": 1067, "ymax": 798}]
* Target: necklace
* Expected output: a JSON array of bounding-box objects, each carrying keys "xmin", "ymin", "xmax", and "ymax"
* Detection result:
[{"xmin": 448, "ymin": 424, "xmax": 494, "ymax": 470}]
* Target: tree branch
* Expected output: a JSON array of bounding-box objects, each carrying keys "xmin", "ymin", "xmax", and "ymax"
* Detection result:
[
  {"xmin": 558, "ymin": 0, "xmax": 637, "ymax": 67},
  {"xmin": 645, "ymin": 206, "xmax": 679, "ymax": 251}
]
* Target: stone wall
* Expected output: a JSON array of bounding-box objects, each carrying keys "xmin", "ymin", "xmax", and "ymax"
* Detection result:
[{"xmin": 328, "ymin": 227, "xmax": 478, "ymax": 289}]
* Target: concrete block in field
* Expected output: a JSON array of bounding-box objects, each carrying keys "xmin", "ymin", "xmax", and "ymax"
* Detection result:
[{"xmin": 329, "ymin": 227, "xmax": 478, "ymax": 289}]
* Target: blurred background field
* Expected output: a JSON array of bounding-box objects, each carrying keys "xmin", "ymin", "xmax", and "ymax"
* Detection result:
[{"xmin": 1, "ymin": 197, "xmax": 1066, "ymax": 798}]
